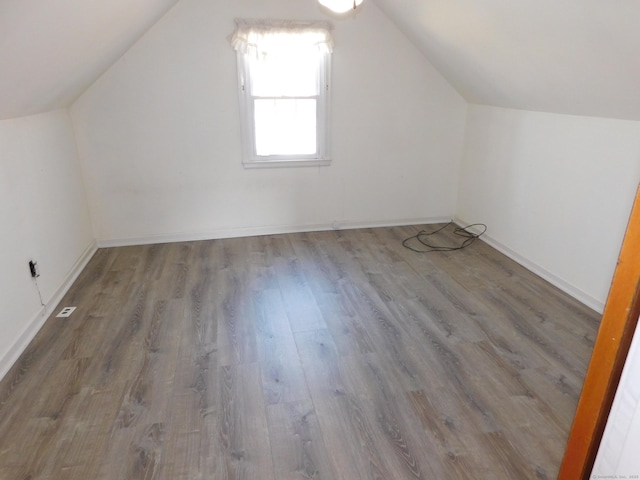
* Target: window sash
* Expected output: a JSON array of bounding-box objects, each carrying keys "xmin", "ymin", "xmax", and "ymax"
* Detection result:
[{"xmin": 236, "ymin": 47, "xmax": 330, "ymax": 167}]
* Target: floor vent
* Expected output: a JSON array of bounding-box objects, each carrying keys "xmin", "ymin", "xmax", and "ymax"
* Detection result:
[{"xmin": 56, "ymin": 306, "xmax": 77, "ymax": 318}]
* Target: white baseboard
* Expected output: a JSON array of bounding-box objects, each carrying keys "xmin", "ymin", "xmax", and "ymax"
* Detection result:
[
  {"xmin": 454, "ymin": 217, "xmax": 604, "ymax": 313},
  {"xmin": 0, "ymin": 240, "xmax": 98, "ymax": 382},
  {"xmin": 97, "ymin": 216, "xmax": 453, "ymax": 248}
]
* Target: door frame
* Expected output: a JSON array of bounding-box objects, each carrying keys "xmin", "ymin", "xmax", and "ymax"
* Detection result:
[{"xmin": 559, "ymin": 183, "xmax": 640, "ymax": 479}]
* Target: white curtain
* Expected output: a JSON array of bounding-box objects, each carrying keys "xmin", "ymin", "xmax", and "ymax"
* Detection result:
[{"xmin": 229, "ymin": 19, "xmax": 334, "ymax": 56}]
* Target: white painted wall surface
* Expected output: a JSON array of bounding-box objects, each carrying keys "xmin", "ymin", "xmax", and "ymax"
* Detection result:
[
  {"xmin": 70, "ymin": 0, "xmax": 467, "ymax": 245},
  {"xmin": 593, "ymin": 314, "xmax": 640, "ymax": 477},
  {"xmin": 0, "ymin": 109, "xmax": 94, "ymax": 379},
  {"xmin": 457, "ymin": 105, "xmax": 640, "ymax": 311}
]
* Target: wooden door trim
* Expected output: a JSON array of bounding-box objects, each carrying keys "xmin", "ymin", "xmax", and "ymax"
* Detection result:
[{"xmin": 559, "ymin": 184, "xmax": 640, "ymax": 479}]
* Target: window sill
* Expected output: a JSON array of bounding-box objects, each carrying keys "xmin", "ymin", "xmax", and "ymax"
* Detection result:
[{"xmin": 242, "ymin": 158, "xmax": 331, "ymax": 169}]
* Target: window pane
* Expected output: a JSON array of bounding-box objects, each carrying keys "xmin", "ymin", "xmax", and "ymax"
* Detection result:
[
  {"xmin": 250, "ymin": 52, "xmax": 320, "ymax": 97},
  {"xmin": 254, "ymin": 99, "xmax": 317, "ymax": 156}
]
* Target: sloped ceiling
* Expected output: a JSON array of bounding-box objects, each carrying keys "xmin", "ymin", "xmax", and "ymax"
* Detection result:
[
  {"xmin": 374, "ymin": 0, "xmax": 640, "ymax": 121},
  {"xmin": 0, "ymin": 0, "xmax": 178, "ymax": 120},
  {"xmin": 1, "ymin": 0, "xmax": 639, "ymax": 121}
]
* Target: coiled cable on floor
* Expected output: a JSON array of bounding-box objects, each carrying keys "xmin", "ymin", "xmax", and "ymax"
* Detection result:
[{"xmin": 402, "ymin": 221, "xmax": 487, "ymax": 253}]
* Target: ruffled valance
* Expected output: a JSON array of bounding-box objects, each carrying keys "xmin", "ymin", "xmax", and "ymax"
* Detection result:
[{"xmin": 229, "ymin": 19, "xmax": 334, "ymax": 56}]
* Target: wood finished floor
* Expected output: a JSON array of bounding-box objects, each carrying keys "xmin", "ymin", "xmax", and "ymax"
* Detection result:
[{"xmin": 0, "ymin": 225, "xmax": 600, "ymax": 480}]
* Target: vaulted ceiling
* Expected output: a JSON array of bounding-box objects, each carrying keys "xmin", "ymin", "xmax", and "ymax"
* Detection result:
[
  {"xmin": 375, "ymin": 0, "xmax": 640, "ymax": 121},
  {"xmin": 1, "ymin": 0, "xmax": 639, "ymax": 121},
  {"xmin": 0, "ymin": 0, "xmax": 178, "ymax": 120}
]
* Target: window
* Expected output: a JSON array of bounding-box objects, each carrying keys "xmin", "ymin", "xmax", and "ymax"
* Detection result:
[{"xmin": 230, "ymin": 20, "xmax": 333, "ymax": 168}]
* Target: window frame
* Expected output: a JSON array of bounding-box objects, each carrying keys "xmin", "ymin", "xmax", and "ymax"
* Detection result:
[{"xmin": 235, "ymin": 35, "xmax": 332, "ymax": 169}]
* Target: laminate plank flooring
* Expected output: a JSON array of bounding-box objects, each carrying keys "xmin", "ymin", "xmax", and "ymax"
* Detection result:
[{"xmin": 0, "ymin": 224, "xmax": 600, "ymax": 479}]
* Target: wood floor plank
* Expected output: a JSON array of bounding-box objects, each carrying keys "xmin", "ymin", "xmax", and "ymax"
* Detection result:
[
  {"xmin": 312, "ymin": 389, "xmax": 397, "ymax": 480},
  {"xmin": 339, "ymin": 353, "xmax": 437, "ymax": 479},
  {"xmin": 266, "ymin": 399, "xmax": 333, "ymax": 480},
  {"xmin": 0, "ymin": 225, "xmax": 600, "ymax": 479},
  {"xmin": 251, "ymin": 287, "xmax": 310, "ymax": 405},
  {"xmin": 159, "ymin": 296, "xmax": 217, "ymax": 479},
  {"xmin": 216, "ymin": 264, "xmax": 259, "ymax": 367},
  {"xmin": 218, "ymin": 363, "xmax": 275, "ymax": 480},
  {"xmin": 258, "ymin": 334, "xmax": 309, "ymax": 406},
  {"xmin": 406, "ymin": 389, "xmax": 468, "ymax": 456},
  {"xmin": 294, "ymin": 328, "xmax": 345, "ymax": 396},
  {"xmin": 53, "ymin": 384, "xmax": 126, "ymax": 479},
  {"xmin": 273, "ymin": 238, "xmax": 328, "ymax": 333}
]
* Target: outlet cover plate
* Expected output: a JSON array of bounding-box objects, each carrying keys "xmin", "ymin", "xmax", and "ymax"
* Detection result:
[{"xmin": 56, "ymin": 306, "xmax": 76, "ymax": 318}]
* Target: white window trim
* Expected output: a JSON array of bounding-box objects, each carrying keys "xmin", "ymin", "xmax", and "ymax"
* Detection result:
[{"xmin": 232, "ymin": 20, "xmax": 333, "ymax": 169}]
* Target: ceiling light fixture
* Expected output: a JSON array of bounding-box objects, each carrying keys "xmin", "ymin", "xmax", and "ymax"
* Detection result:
[{"xmin": 319, "ymin": 0, "xmax": 363, "ymax": 14}]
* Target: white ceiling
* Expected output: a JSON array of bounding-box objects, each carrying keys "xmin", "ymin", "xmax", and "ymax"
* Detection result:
[
  {"xmin": 374, "ymin": 0, "xmax": 640, "ymax": 121},
  {"xmin": 1, "ymin": 0, "xmax": 640, "ymax": 121},
  {"xmin": 0, "ymin": 0, "xmax": 178, "ymax": 120}
]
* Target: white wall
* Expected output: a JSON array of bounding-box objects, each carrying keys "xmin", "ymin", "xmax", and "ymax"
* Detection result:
[
  {"xmin": 457, "ymin": 105, "xmax": 640, "ymax": 311},
  {"xmin": 0, "ymin": 109, "xmax": 94, "ymax": 379},
  {"xmin": 70, "ymin": 0, "xmax": 467, "ymax": 245},
  {"xmin": 593, "ymin": 314, "xmax": 640, "ymax": 477}
]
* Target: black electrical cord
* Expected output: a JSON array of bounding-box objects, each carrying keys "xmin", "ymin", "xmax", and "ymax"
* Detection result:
[
  {"xmin": 33, "ymin": 277, "xmax": 45, "ymax": 307},
  {"xmin": 402, "ymin": 221, "xmax": 487, "ymax": 253}
]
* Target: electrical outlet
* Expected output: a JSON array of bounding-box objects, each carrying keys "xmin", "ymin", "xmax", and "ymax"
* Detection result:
[
  {"xmin": 56, "ymin": 307, "xmax": 76, "ymax": 318},
  {"xmin": 28, "ymin": 260, "xmax": 39, "ymax": 278}
]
